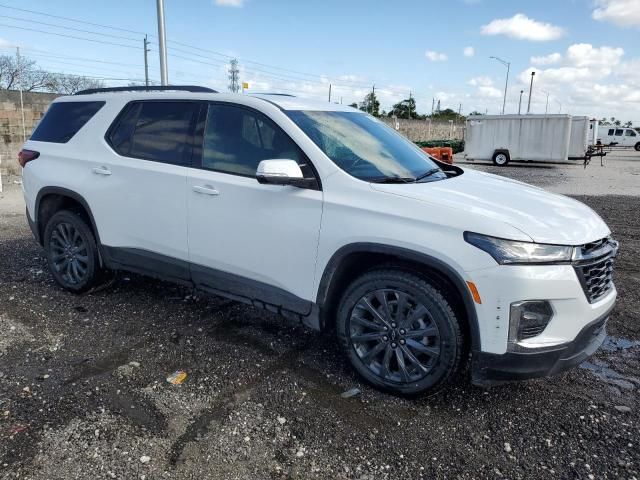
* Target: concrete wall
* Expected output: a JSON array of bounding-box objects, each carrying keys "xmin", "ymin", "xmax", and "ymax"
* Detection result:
[
  {"xmin": 379, "ymin": 118, "xmax": 465, "ymax": 142},
  {"xmin": 0, "ymin": 90, "xmax": 59, "ymax": 176}
]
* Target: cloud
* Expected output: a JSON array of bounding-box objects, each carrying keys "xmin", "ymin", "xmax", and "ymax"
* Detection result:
[
  {"xmin": 468, "ymin": 76, "xmax": 493, "ymax": 87},
  {"xmin": 531, "ymin": 52, "xmax": 562, "ymax": 65},
  {"xmin": 592, "ymin": 0, "xmax": 640, "ymax": 27},
  {"xmin": 0, "ymin": 37, "xmax": 13, "ymax": 48},
  {"xmin": 481, "ymin": 13, "xmax": 565, "ymax": 41},
  {"xmin": 425, "ymin": 51, "xmax": 448, "ymax": 62},
  {"xmin": 477, "ymin": 86, "xmax": 503, "ymax": 98},
  {"xmin": 214, "ymin": 0, "xmax": 244, "ymax": 7},
  {"xmin": 565, "ymin": 43, "xmax": 623, "ymax": 68},
  {"xmin": 463, "ymin": 46, "xmax": 475, "ymax": 57}
]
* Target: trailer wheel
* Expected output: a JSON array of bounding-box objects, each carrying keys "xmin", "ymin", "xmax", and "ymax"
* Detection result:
[
  {"xmin": 635, "ymin": 142, "xmax": 640, "ymax": 152},
  {"xmin": 492, "ymin": 151, "xmax": 510, "ymax": 166}
]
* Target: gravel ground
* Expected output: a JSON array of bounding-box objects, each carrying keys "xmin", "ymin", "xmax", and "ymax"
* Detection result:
[{"xmin": 0, "ymin": 154, "xmax": 639, "ymax": 479}]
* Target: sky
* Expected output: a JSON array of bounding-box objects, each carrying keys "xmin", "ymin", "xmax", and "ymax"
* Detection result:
[{"xmin": 0, "ymin": 0, "xmax": 639, "ymax": 122}]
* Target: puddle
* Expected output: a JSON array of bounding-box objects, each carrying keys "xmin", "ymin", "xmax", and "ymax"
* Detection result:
[
  {"xmin": 579, "ymin": 336, "xmax": 640, "ymax": 392},
  {"xmin": 600, "ymin": 336, "xmax": 640, "ymax": 352}
]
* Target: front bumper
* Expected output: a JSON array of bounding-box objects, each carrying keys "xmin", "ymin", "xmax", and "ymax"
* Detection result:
[{"xmin": 471, "ymin": 307, "xmax": 610, "ymax": 386}]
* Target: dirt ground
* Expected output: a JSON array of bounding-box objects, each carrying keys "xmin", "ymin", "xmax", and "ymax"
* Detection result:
[{"xmin": 0, "ymin": 153, "xmax": 639, "ymax": 480}]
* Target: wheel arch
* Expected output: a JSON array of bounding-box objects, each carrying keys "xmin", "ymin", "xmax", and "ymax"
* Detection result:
[
  {"xmin": 35, "ymin": 187, "xmax": 102, "ymax": 251},
  {"xmin": 316, "ymin": 243, "xmax": 481, "ymax": 352}
]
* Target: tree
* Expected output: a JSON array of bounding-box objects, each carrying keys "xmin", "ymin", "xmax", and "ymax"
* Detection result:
[
  {"xmin": 431, "ymin": 108, "xmax": 464, "ymax": 122},
  {"xmin": 624, "ymin": 121, "xmax": 633, "ymax": 127},
  {"xmin": 358, "ymin": 91, "xmax": 380, "ymax": 116},
  {"xmin": 0, "ymin": 54, "xmax": 104, "ymax": 94},
  {"xmin": 51, "ymin": 74, "xmax": 104, "ymax": 94},
  {"xmin": 348, "ymin": 102, "xmax": 358, "ymax": 108},
  {"xmin": 0, "ymin": 55, "xmax": 55, "ymax": 91},
  {"xmin": 389, "ymin": 97, "xmax": 418, "ymax": 119},
  {"xmin": 468, "ymin": 111, "xmax": 484, "ymax": 116}
]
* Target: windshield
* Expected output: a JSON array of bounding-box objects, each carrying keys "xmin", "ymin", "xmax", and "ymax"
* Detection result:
[{"xmin": 286, "ymin": 110, "xmax": 447, "ymax": 182}]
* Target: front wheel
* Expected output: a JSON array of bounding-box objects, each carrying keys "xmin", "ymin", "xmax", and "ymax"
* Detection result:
[
  {"xmin": 336, "ymin": 269, "xmax": 465, "ymax": 396},
  {"xmin": 43, "ymin": 210, "xmax": 103, "ymax": 293},
  {"xmin": 635, "ymin": 142, "xmax": 640, "ymax": 152}
]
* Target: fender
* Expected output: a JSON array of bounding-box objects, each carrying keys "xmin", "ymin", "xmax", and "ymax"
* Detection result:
[
  {"xmin": 34, "ymin": 186, "xmax": 102, "ymax": 249},
  {"xmin": 316, "ymin": 243, "xmax": 481, "ymax": 351}
]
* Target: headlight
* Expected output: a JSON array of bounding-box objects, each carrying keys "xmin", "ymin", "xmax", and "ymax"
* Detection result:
[{"xmin": 464, "ymin": 232, "xmax": 573, "ymax": 265}]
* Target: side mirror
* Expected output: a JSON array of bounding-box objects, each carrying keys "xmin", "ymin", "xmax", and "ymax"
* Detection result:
[{"xmin": 256, "ymin": 159, "xmax": 315, "ymax": 188}]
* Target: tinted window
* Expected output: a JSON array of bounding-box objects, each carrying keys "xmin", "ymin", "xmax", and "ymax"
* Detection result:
[
  {"xmin": 615, "ymin": 129, "xmax": 624, "ymax": 136},
  {"xmin": 286, "ymin": 110, "xmax": 445, "ymax": 182},
  {"xmin": 625, "ymin": 129, "xmax": 636, "ymax": 136},
  {"xmin": 608, "ymin": 129, "xmax": 614, "ymax": 135},
  {"xmin": 109, "ymin": 101, "xmax": 198, "ymax": 165},
  {"xmin": 30, "ymin": 101, "xmax": 104, "ymax": 143},
  {"xmin": 201, "ymin": 104, "xmax": 307, "ymax": 177}
]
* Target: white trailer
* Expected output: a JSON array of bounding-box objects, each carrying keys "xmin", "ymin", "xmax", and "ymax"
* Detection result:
[{"xmin": 464, "ymin": 114, "xmax": 595, "ymax": 166}]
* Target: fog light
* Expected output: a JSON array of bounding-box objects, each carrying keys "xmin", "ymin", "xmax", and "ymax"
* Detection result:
[{"xmin": 509, "ymin": 300, "xmax": 553, "ymax": 345}]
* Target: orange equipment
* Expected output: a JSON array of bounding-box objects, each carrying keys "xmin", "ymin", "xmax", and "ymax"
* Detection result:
[{"xmin": 421, "ymin": 147, "xmax": 454, "ymax": 164}]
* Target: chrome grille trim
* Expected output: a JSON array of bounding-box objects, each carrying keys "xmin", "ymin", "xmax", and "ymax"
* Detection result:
[{"xmin": 573, "ymin": 237, "xmax": 618, "ymax": 303}]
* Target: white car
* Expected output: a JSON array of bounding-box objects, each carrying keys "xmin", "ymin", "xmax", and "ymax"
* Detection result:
[{"xmin": 19, "ymin": 86, "xmax": 618, "ymax": 395}]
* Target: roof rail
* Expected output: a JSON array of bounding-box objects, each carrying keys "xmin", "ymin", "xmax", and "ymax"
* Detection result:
[
  {"xmin": 251, "ymin": 93, "xmax": 296, "ymax": 97},
  {"xmin": 74, "ymin": 85, "xmax": 218, "ymax": 95}
]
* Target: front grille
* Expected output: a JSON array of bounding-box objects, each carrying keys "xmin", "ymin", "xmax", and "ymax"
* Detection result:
[{"xmin": 574, "ymin": 238, "xmax": 618, "ymax": 303}]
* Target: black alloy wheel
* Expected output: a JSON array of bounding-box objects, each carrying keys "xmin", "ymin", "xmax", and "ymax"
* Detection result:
[{"xmin": 337, "ymin": 269, "xmax": 464, "ymax": 395}]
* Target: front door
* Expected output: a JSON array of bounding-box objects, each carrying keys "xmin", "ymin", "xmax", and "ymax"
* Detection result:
[{"xmin": 186, "ymin": 103, "xmax": 323, "ymax": 314}]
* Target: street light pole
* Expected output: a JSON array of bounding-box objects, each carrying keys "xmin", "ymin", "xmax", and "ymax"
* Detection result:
[
  {"xmin": 518, "ymin": 90, "xmax": 524, "ymax": 115},
  {"xmin": 541, "ymin": 89, "xmax": 549, "ymax": 114},
  {"xmin": 156, "ymin": 0, "xmax": 169, "ymax": 85},
  {"xmin": 527, "ymin": 71, "xmax": 535, "ymax": 114},
  {"xmin": 490, "ymin": 56, "xmax": 510, "ymax": 115}
]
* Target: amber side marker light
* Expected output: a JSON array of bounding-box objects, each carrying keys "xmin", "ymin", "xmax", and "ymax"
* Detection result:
[
  {"xmin": 466, "ymin": 281, "xmax": 482, "ymax": 304},
  {"xmin": 18, "ymin": 149, "xmax": 40, "ymax": 168}
]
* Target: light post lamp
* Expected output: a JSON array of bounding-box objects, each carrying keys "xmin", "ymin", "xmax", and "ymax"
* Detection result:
[
  {"xmin": 490, "ymin": 56, "xmax": 510, "ymax": 115},
  {"xmin": 527, "ymin": 71, "xmax": 535, "ymax": 114}
]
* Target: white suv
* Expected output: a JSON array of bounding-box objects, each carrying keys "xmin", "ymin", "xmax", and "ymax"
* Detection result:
[{"xmin": 20, "ymin": 86, "xmax": 618, "ymax": 395}]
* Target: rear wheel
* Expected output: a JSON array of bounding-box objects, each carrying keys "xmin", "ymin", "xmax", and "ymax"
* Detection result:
[
  {"xmin": 336, "ymin": 269, "xmax": 464, "ymax": 396},
  {"xmin": 492, "ymin": 151, "xmax": 510, "ymax": 166},
  {"xmin": 44, "ymin": 210, "xmax": 102, "ymax": 293}
]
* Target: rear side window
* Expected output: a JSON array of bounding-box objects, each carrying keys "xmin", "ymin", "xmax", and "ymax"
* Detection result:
[
  {"xmin": 30, "ymin": 101, "xmax": 105, "ymax": 143},
  {"xmin": 615, "ymin": 129, "xmax": 624, "ymax": 136},
  {"xmin": 608, "ymin": 129, "xmax": 614, "ymax": 135},
  {"xmin": 108, "ymin": 101, "xmax": 198, "ymax": 165}
]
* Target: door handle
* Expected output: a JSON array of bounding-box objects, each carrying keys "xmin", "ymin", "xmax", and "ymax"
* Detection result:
[
  {"xmin": 192, "ymin": 185, "xmax": 220, "ymax": 196},
  {"xmin": 92, "ymin": 166, "xmax": 111, "ymax": 176}
]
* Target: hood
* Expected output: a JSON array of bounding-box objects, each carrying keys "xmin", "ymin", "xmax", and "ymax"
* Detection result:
[{"xmin": 371, "ymin": 168, "xmax": 610, "ymax": 245}]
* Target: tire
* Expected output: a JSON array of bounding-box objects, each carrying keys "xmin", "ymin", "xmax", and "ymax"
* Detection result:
[
  {"xmin": 492, "ymin": 151, "xmax": 509, "ymax": 166},
  {"xmin": 43, "ymin": 209, "xmax": 102, "ymax": 293},
  {"xmin": 336, "ymin": 269, "xmax": 464, "ymax": 396},
  {"xmin": 635, "ymin": 142, "xmax": 640, "ymax": 152}
]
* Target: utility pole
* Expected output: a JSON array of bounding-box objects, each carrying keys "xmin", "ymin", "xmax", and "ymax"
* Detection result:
[
  {"xmin": 408, "ymin": 91, "xmax": 412, "ymax": 119},
  {"xmin": 16, "ymin": 47, "xmax": 26, "ymax": 142},
  {"xmin": 228, "ymin": 59, "xmax": 240, "ymax": 93},
  {"xmin": 371, "ymin": 85, "xmax": 375, "ymax": 115},
  {"xmin": 527, "ymin": 71, "xmax": 535, "ymax": 114},
  {"xmin": 541, "ymin": 89, "xmax": 549, "ymax": 114},
  {"xmin": 490, "ymin": 56, "xmax": 510, "ymax": 115},
  {"xmin": 518, "ymin": 90, "xmax": 524, "ymax": 115},
  {"xmin": 431, "ymin": 97, "xmax": 435, "ymax": 115},
  {"xmin": 328, "ymin": 83, "xmax": 332, "ymax": 102},
  {"xmin": 156, "ymin": 0, "xmax": 169, "ymax": 85},
  {"xmin": 143, "ymin": 35, "xmax": 150, "ymax": 87}
]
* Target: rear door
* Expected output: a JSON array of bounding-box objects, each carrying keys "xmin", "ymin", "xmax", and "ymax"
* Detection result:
[
  {"xmin": 186, "ymin": 102, "xmax": 323, "ymax": 313},
  {"xmin": 89, "ymin": 100, "xmax": 200, "ymax": 281},
  {"xmin": 613, "ymin": 128, "xmax": 624, "ymax": 145}
]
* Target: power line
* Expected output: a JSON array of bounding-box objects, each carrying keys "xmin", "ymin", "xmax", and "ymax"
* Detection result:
[
  {"xmin": 0, "ymin": 14, "xmax": 141, "ymax": 42},
  {"xmin": 0, "ymin": 23, "xmax": 140, "ymax": 50},
  {"xmin": 0, "ymin": 3, "xmax": 148, "ymax": 36}
]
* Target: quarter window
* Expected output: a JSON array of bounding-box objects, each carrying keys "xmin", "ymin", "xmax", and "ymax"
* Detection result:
[
  {"xmin": 201, "ymin": 104, "xmax": 309, "ymax": 177},
  {"xmin": 108, "ymin": 101, "xmax": 198, "ymax": 165},
  {"xmin": 608, "ymin": 129, "xmax": 614, "ymax": 135},
  {"xmin": 31, "ymin": 101, "xmax": 105, "ymax": 143}
]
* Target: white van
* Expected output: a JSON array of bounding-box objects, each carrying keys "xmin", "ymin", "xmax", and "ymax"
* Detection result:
[{"xmin": 596, "ymin": 126, "xmax": 640, "ymax": 150}]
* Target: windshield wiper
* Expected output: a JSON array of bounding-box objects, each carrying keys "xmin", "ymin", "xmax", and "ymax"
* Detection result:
[
  {"xmin": 368, "ymin": 176, "xmax": 417, "ymax": 184},
  {"xmin": 413, "ymin": 168, "xmax": 443, "ymax": 182}
]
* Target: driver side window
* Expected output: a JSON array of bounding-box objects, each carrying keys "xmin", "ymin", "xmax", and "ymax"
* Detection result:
[{"xmin": 201, "ymin": 104, "xmax": 308, "ymax": 177}]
